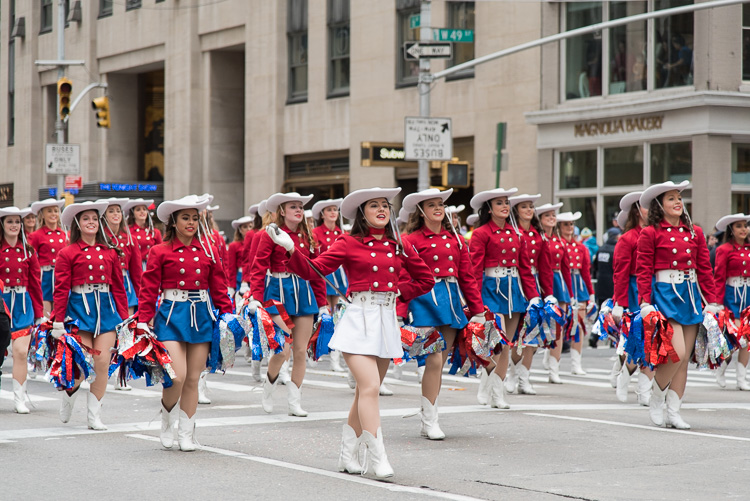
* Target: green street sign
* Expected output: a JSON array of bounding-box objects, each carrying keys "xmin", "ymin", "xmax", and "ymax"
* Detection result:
[
  {"xmin": 432, "ymin": 28, "xmax": 474, "ymax": 43},
  {"xmin": 409, "ymin": 14, "xmax": 420, "ymax": 29}
]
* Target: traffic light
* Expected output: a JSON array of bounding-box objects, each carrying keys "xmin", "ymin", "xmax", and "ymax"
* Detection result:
[
  {"xmin": 441, "ymin": 159, "xmax": 470, "ymax": 188},
  {"xmin": 57, "ymin": 77, "xmax": 73, "ymax": 119},
  {"xmin": 92, "ymin": 96, "xmax": 110, "ymax": 128},
  {"xmin": 62, "ymin": 192, "xmax": 75, "ymax": 207}
]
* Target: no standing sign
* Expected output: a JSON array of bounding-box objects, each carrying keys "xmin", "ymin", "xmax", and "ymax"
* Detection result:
[{"xmin": 404, "ymin": 117, "xmax": 452, "ymax": 161}]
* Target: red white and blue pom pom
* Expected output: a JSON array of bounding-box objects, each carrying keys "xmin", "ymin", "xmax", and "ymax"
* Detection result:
[
  {"xmin": 694, "ymin": 312, "xmax": 732, "ymax": 370},
  {"xmin": 449, "ymin": 308, "xmax": 505, "ymax": 375},
  {"xmin": 594, "ymin": 299, "xmax": 619, "ymax": 344},
  {"xmin": 26, "ymin": 323, "xmax": 54, "ymax": 376},
  {"xmin": 307, "ymin": 312, "xmax": 335, "ymax": 361},
  {"xmin": 623, "ymin": 311, "xmax": 648, "ymax": 367},
  {"xmin": 642, "ymin": 307, "xmax": 679, "ymax": 368},
  {"xmin": 108, "ymin": 317, "xmax": 176, "ymax": 388},
  {"xmin": 47, "ymin": 319, "xmax": 98, "ymax": 390},
  {"xmin": 241, "ymin": 304, "xmax": 287, "ymax": 361},
  {"xmin": 207, "ymin": 312, "xmax": 251, "ymax": 373},
  {"xmin": 518, "ymin": 301, "xmax": 555, "ymax": 349},
  {"xmin": 400, "ymin": 325, "xmax": 445, "ymax": 362}
]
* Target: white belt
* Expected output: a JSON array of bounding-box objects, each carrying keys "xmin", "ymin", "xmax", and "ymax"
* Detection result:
[
  {"xmin": 71, "ymin": 283, "xmax": 113, "ymax": 335},
  {"xmin": 654, "ymin": 269, "xmax": 701, "ymax": 315},
  {"xmin": 432, "ymin": 276, "xmax": 462, "ymax": 323},
  {"xmin": 727, "ymin": 276, "xmax": 750, "ymax": 287},
  {"xmin": 349, "ymin": 291, "xmax": 397, "ymax": 310},
  {"xmin": 265, "ymin": 270, "xmax": 312, "ymax": 313},
  {"xmin": 5, "ymin": 285, "xmax": 27, "ymax": 293},
  {"xmin": 727, "ymin": 276, "xmax": 750, "ymax": 312},
  {"xmin": 72, "ymin": 284, "xmax": 110, "ymax": 293},
  {"xmin": 5, "ymin": 286, "xmax": 27, "ymax": 329},
  {"xmin": 40, "ymin": 265, "xmax": 54, "ymax": 272},
  {"xmin": 161, "ymin": 288, "xmax": 215, "ymax": 331},
  {"xmin": 434, "ymin": 276, "xmax": 458, "ymax": 284},
  {"xmin": 484, "ymin": 266, "xmax": 519, "ymax": 278}
]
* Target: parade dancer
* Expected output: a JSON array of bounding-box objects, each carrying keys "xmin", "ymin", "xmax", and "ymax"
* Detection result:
[
  {"xmin": 266, "ymin": 187, "xmax": 433, "ymax": 477},
  {"xmin": 311, "ymin": 198, "xmax": 347, "ymax": 373},
  {"xmin": 401, "ymin": 189, "xmax": 483, "ymax": 439},
  {"xmin": 124, "ymin": 198, "xmax": 162, "ymax": 270},
  {"xmin": 53, "ymin": 201, "xmax": 129, "ymax": 430},
  {"xmin": 612, "ymin": 192, "xmax": 654, "ymax": 404},
  {"xmin": 100, "ymin": 198, "xmax": 142, "ymax": 316},
  {"xmin": 505, "ymin": 194, "xmax": 556, "ymax": 395},
  {"xmin": 557, "ymin": 211, "xmax": 595, "ymax": 375},
  {"xmin": 537, "ymin": 203, "xmax": 572, "ymax": 384},
  {"xmin": 0, "ymin": 207, "xmax": 44, "ymax": 414},
  {"xmin": 711, "ymin": 213, "xmax": 750, "ymax": 391},
  {"xmin": 251, "ymin": 192, "xmax": 326, "ymax": 417},
  {"xmin": 227, "ymin": 216, "xmax": 254, "ymax": 296},
  {"xmin": 137, "ymin": 196, "xmax": 233, "ymax": 450},
  {"xmin": 637, "ymin": 181, "xmax": 718, "ymax": 429},
  {"xmin": 29, "ymin": 198, "xmax": 67, "ymax": 315},
  {"xmin": 469, "ymin": 188, "xmax": 539, "ymax": 409},
  {"xmin": 22, "ymin": 211, "xmax": 37, "ymax": 237},
  {"xmin": 239, "ymin": 201, "xmax": 264, "ymax": 298}
]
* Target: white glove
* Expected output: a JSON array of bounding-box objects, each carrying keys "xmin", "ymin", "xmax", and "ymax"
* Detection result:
[
  {"xmin": 34, "ymin": 316, "xmax": 47, "ymax": 326},
  {"xmin": 589, "ymin": 294, "xmax": 596, "ymax": 303},
  {"xmin": 529, "ymin": 297, "xmax": 542, "ymax": 307},
  {"xmin": 247, "ymin": 300, "xmax": 262, "ymax": 315},
  {"xmin": 50, "ymin": 322, "xmax": 66, "ymax": 339},
  {"xmin": 318, "ymin": 306, "xmax": 331, "ymax": 316},
  {"xmin": 586, "ymin": 296, "xmax": 597, "ymax": 313},
  {"xmin": 611, "ymin": 305, "xmax": 624, "ymax": 323},
  {"xmin": 469, "ymin": 314, "xmax": 485, "ymax": 324},
  {"xmin": 266, "ymin": 226, "xmax": 294, "ymax": 252},
  {"xmin": 640, "ymin": 303, "xmax": 655, "ymax": 317},
  {"xmin": 570, "ymin": 299, "xmax": 579, "ymax": 310},
  {"xmin": 239, "ymin": 282, "xmax": 250, "ymax": 295},
  {"xmin": 544, "ymin": 295, "xmax": 558, "ymax": 306},
  {"xmin": 228, "ymin": 287, "xmax": 236, "ymax": 296},
  {"xmin": 703, "ymin": 303, "xmax": 722, "ymax": 316}
]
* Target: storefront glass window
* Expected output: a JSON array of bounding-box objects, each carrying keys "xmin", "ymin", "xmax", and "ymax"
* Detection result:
[
  {"xmin": 565, "ymin": 2, "xmax": 603, "ymax": 100},
  {"xmin": 732, "ymin": 193, "xmax": 750, "ymax": 214},
  {"xmin": 743, "ymin": 4, "xmax": 750, "ymax": 81},
  {"xmin": 732, "ymin": 143, "xmax": 750, "ymax": 184},
  {"xmin": 558, "ymin": 197, "xmax": 597, "ymax": 234},
  {"xmin": 603, "ymin": 195, "xmax": 624, "ymax": 231},
  {"xmin": 650, "ymin": 141, "xmax": 692, "ymax": 183},
  {"xmin": 560, "ymin": 150, "xmax": 597, "ymax": 190},
  {"xmin": 654, "ymin": 0, "xmax": 694, "ymax": 89},
  {"xmin": 603, "ymin": 145, "xmax": 643, "ymax": 186},
  {"xmin": 609, "ymin": 1, "xmax": 647, "ymax": 94}
]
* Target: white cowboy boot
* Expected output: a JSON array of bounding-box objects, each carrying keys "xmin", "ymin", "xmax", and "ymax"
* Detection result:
[
  {"xmin": 337, "ymin": 424, "xmax": 363, "ymax": 474},
  {"xmin": 198, "ymin": 371, "xmax": 211, "ymax": 404},
  {"xmin": 636, "ymin": 372, "xmax": 653, "ymax": 406},
  {"xmin": 420, "ymin": 396, "xmax": 445, "ymax": 440},
  {"xmin": 505, "ymin": 359, "xmax": 519, "ymax": 394},
  {"xmin": 615, "ymin": 368, "xmax": 630, "ymax": 403},
  {"xmin": 379, "ymin": 381, "xmax": 394, "ymax": 396},
  {"xmin": 570, "ymin": 350, "xmax": 587, "ymax": 375},
  {"xmin": 262, "ymin": 375, "xmax": 278, "ymax": 413},
  {"xmin": 346, "ymin": 369, "xmax": 356, "ymax": 389},
  {"xmin": 86, "ymin": 392, "xmax": 107, "ymax": 431},
  {"xmin": 60, "ymin": 388, "xmax": 80, "ymax": 423},
  {"xmin": 416, "ymin": 365, "xmax": 425, "ymax": 383},
  {"xmin": 330, "ymin": 350, "xmax": 346, "ymax": 372},
  {"xmin": 665, "ymin": 389, "xmax": 690, "ymax": 429},
  {"xmin": 649, "ymin": 382, "xmax": 668, "ymax": 427},
  {"xmin": 714, "ymin": 362, "xmax": 727, "ymax": 388},
  {"xmin": 160, "ymin": 402, "xmax": 179, "ymax": 449},
  {"xmin": 517, "ymin": 365, "xmax": 537, "ymax": 395},
  {"xmin": 251, "ymin": 360, "xmax": 261, "ymax": 382},
  {"xmin": 287, "ymin": 382, "xmax": 308, "ymax": 417},
  {"xmin": 13, "ymin": 379, "xmax": 30, "ymax": 414},
  {"xmin": 488, "ymin": 371, "xmax": 510, "ymax": 409},
  {"xmin": 177, "ymin": 409, "xmax": 198, "ymax": 451},
  {"xmin": 609, "ymin": 357, "xmax": 622, "ymax": 388},
  {"xmin": 361, "ymin": 428, "xmax": 394, "ymax": 478},
  {"xmin": 548, "ymin": 357, "xmax": 563, "ymax": 384},
  {"xmin": 477, "ymin": 368, "xmax": 491, "ymax": 405},
  {"xmin": 278, "ymin": 360, "xmax": 291, "ymax": 385},
  {"xmin": 737, "ymin": 363, "xmax": 750, "ymax": 391},
  {"xmin": 542, "ymin": 349, "xmax": 551, "ymax": 370}
]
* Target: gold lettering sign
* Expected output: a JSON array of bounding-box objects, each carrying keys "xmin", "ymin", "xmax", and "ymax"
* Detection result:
[{"xmin": 574, "ymin": 115, "xmax": 664, "ymax": 138}]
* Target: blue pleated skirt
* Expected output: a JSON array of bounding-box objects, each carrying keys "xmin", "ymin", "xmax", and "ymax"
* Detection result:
[
  {"xmin": 67, "ymin": 291, "xmax": 123, "ymax": 335},
  {"xmin": 571, "ymin": 272, "xmax": 590, "ymax": 302},
  {"xmin": 325, "ymin": 267, "xmax": 348, "ymax": 297},
  {"xmin": 651, "ymin": 278, "xmax": 703, "ymax": 325},
  {"xmin": 723, "ymin": 284, "xmax": 749, "ymax": 318},
  {"xmin": 154, "ymin": 299, "xmax": 215, "ymax": 344},
  {"xmin": 123, "ymin": 270, "xmax": 138, "ymax": 307},
  {"xmin": 235, "ymin": 270, "xmax": 243, "ymax": 291},
  {"xmin": 627, "ymin": 275, "xmax": 640, "ymax": 313},
  {"xmin": 481, "ymin": 274, "xmax": 527, "ymax": 315},
  {"xmin": 41, "ymin": 268, "xmax": 54, "ymax": 301},
  {"xmin": 553, "ymin": 270, "xmax": 571, "ymax": 304},
  {"xmin": 2, "ymin": 291, "xmax": 34, "ymax": 330},
  {"xmin": 263, "ymin": 274, "xmax": 318, "ymax": 316},
  {"xmin": 409, "ymin": 280, "xmax": 468, "ymax": 330}
]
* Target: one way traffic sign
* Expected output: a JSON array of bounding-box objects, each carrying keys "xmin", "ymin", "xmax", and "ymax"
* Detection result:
[{"xmin": 403, "ymin": 42, "xmax": 453, "ymax": 61}]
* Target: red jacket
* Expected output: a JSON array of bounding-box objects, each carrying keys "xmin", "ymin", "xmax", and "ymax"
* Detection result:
[
  {"xmin": 28, "ymin": 227, "xmax": 68, "ymax": 267},
  {"xmin": 468, "ymin": 220, "xmax": 539, "ymax": 300},
  {"xmin": 137, "ymin": 237, "xmax": 232, "ymax": 323},
  {"xmin": 636, "ymin": 221, "xmax": 716, "ymax": 304},
  {"xmin": 546, "ymin": 233, "xmax": 573, "ymax": 296},
  {"xmin": 53, "ymin": 240, "xmax": 129, "ymax": 322},
  {"xmin": 226, "ymin": 240, "xmax": 246, "ymax": 284},
  {"xmin": 0, "ymin": 239, "xmax": 44, "ymax": 318},
  {"xmin": 105, "ymin": 227, "xmax": 143, "ymax": 297},
  {"xmin": 243, "ymin": 230, "xmax": 264, "ymax": 284},
  {"xmin": 312, "ymin": 224, "xmax": 344, "ymax": 253},
  {"xmin": 562, "ymin": 237, "xmax": 594, "ymax": 295},
  {"xmin": 518, "ymin": 226, "xmax": 554, "ymax": 298},
  {"xmin": 612, "ymin": 226, "xmax": 641, "ymax": 308},
  {"xmin": 713, "ymin": 241, "xmax": 750, "ymax": 305},
  {"xmin": 129, "ymin": 224, "xmax": 162, "ymax": 263}
]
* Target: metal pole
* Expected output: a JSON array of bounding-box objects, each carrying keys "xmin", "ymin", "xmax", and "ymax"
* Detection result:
[
  {"xmin": 55, "ymin": 0, "xmax": 66, "ymax": 201},
  {"xmin": 417, "ymin": 0, "xmax": 431, "ymax": 192}
]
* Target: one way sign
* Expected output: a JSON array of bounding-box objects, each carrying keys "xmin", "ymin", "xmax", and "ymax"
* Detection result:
[{"xmin": 403, "ymin": 42, "xmax": 453, "ymax": 61}]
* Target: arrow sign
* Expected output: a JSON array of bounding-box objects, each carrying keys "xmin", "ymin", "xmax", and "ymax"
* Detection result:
[
  {"xmin": 404, "ymin": 42, "xmax": 453, "ymax": 61},
  {"xmin": 404, "ymin": 117, "xmax": 453, "ymax": 161}
]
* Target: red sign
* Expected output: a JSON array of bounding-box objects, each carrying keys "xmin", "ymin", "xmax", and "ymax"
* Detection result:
[{"xmin": 64, "ymin": 176, "xmax": 82, "ymax": 190}]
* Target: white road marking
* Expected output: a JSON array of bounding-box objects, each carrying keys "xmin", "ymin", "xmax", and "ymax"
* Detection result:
[
  {"xmin": 0, "ymin": 389, "xmax": 56, "ymax": 402},
  {"xmin": 126, "ymin": 433, "xmax": 487, "ymax": 501},
  {"xmin": 525, "ymin": 412, "xmax": 750, "ymax": 442}
]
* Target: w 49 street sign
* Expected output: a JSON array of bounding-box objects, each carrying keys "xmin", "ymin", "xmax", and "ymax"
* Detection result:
[{"xmin": 404, "ymin": 42, "xmax": 452, "ymax": 61}]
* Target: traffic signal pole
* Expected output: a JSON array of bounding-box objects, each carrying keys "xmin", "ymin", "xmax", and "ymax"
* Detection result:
[
  {"xmin": 55, "ymin": 0, "xmax": 66, "ymax": 201},
  {"xmin": 416, "ymin": 0, "xmax": 432, "ymax": 192}
]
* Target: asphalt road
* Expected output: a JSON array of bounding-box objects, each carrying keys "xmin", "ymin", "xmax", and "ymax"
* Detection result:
[{"xmin": 2, "ymin": 346, "xmax": 750, "ymax": 501}]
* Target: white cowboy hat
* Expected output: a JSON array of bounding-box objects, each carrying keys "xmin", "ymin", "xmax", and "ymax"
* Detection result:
[
  {"xmin": 198, "ymin": 193, "xmax": 214, "ymax": 204},
  {"xmin": 402, "ymin": 188, "xmax": 453, "ymax": 214},
  {"xmin": 534, "ymin": 202, "xmax": 563, "ymax": 216},
  {"xmin": 445, "ymin": 204, "xmax": 465, "ymax": 214},
  {"xmin": 30, "ymin": 198, "xmax": 65, "ymax": 215},
  {"xmin": 122, "ymin": 198, "xmax": 154, "ymax": 214},
  {"xmin": 556, "ymin": 211, "xmax": 582, "ymax": 223},
  {"xmin": 61, "ymin": 201, "xmax": 109, "ymax": 228},
  {"xmin": 340, "ymin": 187, "xmax": 401, "ymax": 220},
  {"xmin": 97, "ymin": 197, "xmax": 130, "ymax": 209},
  {"xmin": 616, "ymin": 210, "xmax": 629, "ymax": 230},
  {"xmin": 509, "ymin": 193, "xmax": 541, "ymax": 208},
  {"xmin": 248, "ymin": 203, "xmax": 260, "ymax": 216},
  {"xmin": 618, "ymin": 191, "xmax": 643, "ymax": 211},
  {"xmin": 469, "ymin": 188, "xmax": 518, "ymax": 210},
  {"xmin": 156, "ymin": 196, "xmax": 210, "ymax": 224},
  {"xmin": 311, "ymin": 198, "xmax": 343, "ymax": 220},
  {"xmin": 466, "ymin": 214, "xmax": 479, "ymax": 227},
  {"xmin": 231, "ymin": 216, "xmax": 254, "ymax": 230},
  {"xmin": 715, "ymin": 213, "xmax": 750, "ymax": 232},
  {"xmin": 396, "ymin": 207, "xmax": 411, "ymax": 226},
  {"xmin": 639, "ymin": 180, "xmax": 690, "ymax": 209},
  {"xmin": 265, "ymin": 192, "xmax": 314, "ymax": 213},
  {"xmin": 257, "ymin": 200, "xmax": 269, "ymax": 217},
  {"xmin": 0, "ymin": 207, "xmax": 32, "ymax": 219},
  {"xmin": 207, "ymin": 205, "xmax": 220, "ymax": 212},
  {"xmin": 304, "ymin": 210, "xmax": 313, "ymax": 219}
]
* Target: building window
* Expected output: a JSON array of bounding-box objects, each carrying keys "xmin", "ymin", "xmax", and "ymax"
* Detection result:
[
  {"xmin": 563, "ymin": 1, "xmax": 693, "ymax": 101},
  {"xmin": 126, "ymin": 0, "xmax": 141, "ymax": 10},
  {"xmin": 446, "ymin": 1, "xmax": 475, "ymax": 79},
  {"xmin": 396, "ymin": 0, "xmax": 420, "ymax": 87},
  {"xmin": 560, "ymin": 150, "xmax": 597, "ymax": 190},
  {"xmin": 732, "ymin": 143, "xmax": 750, "ymax": 185},
  {"xmin": 743, "ymin": 4, "xmax": 750, "ymax": 81},
  {"xmin": 328, "ymin": 0, "xmax": 350, "ymax": 98},
  {"xmin": 41, "ymin": 0, "xmax": 53, "ymax": 33},
  {"xmin": 604, "ymin": 145, "xmax": 643, "ymax": 186},
  {"xmin": 287, "ymin": 0, "xmax": 308, "ymax": 103},
  {"xmin": 9, "ymin": 2, "xmax": 16, "ymax": 146},
  {"xmin": 650, "ymin": 141, "xmax": 691, "ymax": 183},
  {"xmin": 99, "ymin": 0, "xmax": 113, "ymax": 18}
]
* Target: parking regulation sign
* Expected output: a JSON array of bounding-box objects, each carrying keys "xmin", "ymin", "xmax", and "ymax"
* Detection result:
[
  {"xmin": 45, "ymin": 143, "xmax": 81, "ymax": 175},
  {"xmin": 404, "ymin": 117, "xmax": 452, "ymax": 161}
]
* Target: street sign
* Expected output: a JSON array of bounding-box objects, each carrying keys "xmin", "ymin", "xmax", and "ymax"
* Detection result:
[
  {"xmin": 45, "ymin": 143, "xmax": 80, "ymax": 175},
  {"xmin": 65, "ymin": 175, "xmax": 83, "ymax": 190},
  {"xmin": 404, "ymin": 117, "xmax": 452, "ymax": 161},
  {"xmin": 404, "ymin": 42, "xmax": 452, "ymax": 61},
  {"xmin": 431, "ymin": 28, "xmax": 474, "ymax": 43},
  {"xmin": 409, "ymin": 14, "xmax": 420, "ymax": 29}
]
